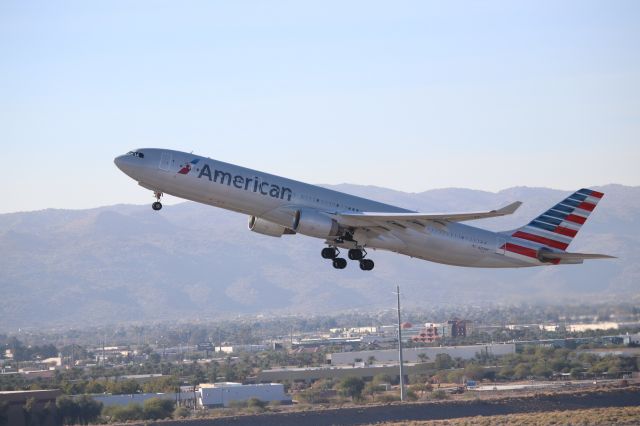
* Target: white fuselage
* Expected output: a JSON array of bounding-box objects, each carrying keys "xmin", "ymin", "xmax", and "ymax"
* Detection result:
[{"xmin": 115, "ymin": 148, "xmax": 538, "ymax": 268}]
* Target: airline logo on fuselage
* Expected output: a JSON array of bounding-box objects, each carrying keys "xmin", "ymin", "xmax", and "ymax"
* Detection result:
[
  {"xmin": 197, "ymin": 163, "xmax": 292, "ymax": 201},
  {"xmin": 178, "ymin": 159, "xmax": 200, "ymax": 175}
]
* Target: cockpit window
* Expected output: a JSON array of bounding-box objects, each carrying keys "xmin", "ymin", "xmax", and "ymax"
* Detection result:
[{"xmin": 127, "ymin": 151, "xmax": 144, "ymax": 158}]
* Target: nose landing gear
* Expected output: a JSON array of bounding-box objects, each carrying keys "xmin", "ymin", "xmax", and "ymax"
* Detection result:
[{"xmin": 152, "ymin": 192, "xmax": 163, "ymax": 211}]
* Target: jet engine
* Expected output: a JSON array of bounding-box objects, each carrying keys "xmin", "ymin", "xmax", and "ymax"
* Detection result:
[
  {"xmin": 292, "ymin": 210, "xmax": 340, "ymax": 239},
  {"xmin": 248, "ymin": 216, "xmax": 294, "ymax": 237}
]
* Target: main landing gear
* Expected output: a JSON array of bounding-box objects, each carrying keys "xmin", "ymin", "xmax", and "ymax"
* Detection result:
[
  {"xmin": 152, "ymin": 192, "xmax": 163, "ymax": 211},
  {"xmin": 321, "ymin": 247, "xmax": 374, "ymax": 271}
]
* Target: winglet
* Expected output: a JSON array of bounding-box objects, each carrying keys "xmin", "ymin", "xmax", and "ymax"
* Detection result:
[{"xmin": 495, "ymin": 201, "xmax": 522, "ymax": 216}]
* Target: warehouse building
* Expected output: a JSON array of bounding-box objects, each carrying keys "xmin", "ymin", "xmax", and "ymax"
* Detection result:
[
  {"xmin": 197, "ymin": 382, "xmax": 290, "ymax": 408},
  {"xmin": 329, "ymin": 343, "xmax": 515, "ymax": 365},
  {"xmin": 0, "ymin": 390, "xmax": 62, "ymax": 426},
  {"xmin": 257, "ymin": 362, "xmax": 433, "ymax": 384}
]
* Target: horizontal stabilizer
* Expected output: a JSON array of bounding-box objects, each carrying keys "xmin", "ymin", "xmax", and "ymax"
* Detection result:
[
  {"xmin": 337, "ymin": 201, "xmax": 522, "ymax": 226},
  {"xmin": 539, "ymin": 252, "xmax": 616, "ymax": 261}
]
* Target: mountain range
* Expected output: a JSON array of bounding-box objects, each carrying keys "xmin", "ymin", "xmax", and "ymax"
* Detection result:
[{"xmin": 0, "ymin": 184, "xmax": 638, "ymax": 329}]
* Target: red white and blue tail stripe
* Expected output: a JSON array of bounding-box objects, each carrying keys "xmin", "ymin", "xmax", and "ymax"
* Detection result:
[{"xmin": 504, "ymin": 188, "xmax": 604, "ymax": 263}]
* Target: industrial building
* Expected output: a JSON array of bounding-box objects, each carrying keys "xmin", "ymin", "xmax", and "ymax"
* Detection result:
[
  {"xmin": 0, "ymin": 390, "xmax": 62, "ymax": 426},
  {"xmin": 329, "ymin": 343, "xmax": 515, "ymax": 365},
  {"xmin": 89, "ymin": 383, "xmax": 291, "ymax": 409},
  {"xmin": 412, "ymin": 324, "xmax": 441, "ymax": 343},
  {"xmin": 257, "ymin": 363, "xmax": 432, "ymax": 384},
  {"xmin": 197, "ymin": 382, "xmax": 290, "ymax": 407}
]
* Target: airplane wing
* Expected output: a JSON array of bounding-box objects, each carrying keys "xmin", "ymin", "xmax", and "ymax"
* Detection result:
[
  {"xmin": 538, "ymin": 252, "xmax": 617, "ymax": 261},
  {"xmin": 335, "ymin": 201, "xmax": 522, "ymax": 228}
]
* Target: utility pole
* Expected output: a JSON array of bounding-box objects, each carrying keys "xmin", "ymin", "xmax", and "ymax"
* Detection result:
[{"xmin": 396, "ymin": 285, "xmax": 405, "ymax": 401}]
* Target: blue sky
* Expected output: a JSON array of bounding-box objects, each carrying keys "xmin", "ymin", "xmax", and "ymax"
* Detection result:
[{"xmin": 1, "ymin": 1, "xmax": 638, "ymax": 213}]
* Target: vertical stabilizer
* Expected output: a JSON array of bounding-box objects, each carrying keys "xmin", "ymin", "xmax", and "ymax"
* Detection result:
[{"xmin": 510, "ymin": 188, "xmax": 604, "ymax": 251}]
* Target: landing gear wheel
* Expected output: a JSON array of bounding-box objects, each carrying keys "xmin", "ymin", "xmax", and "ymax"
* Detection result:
[
  {"xmin": 321, "ymin": 247, "xmax": 338, "ymax": 259},
  {"xmin": 152, "ymin": 191, "xmax": 163, "ymax": 211},
  {"xmin": 348, "ymin": 248, "xmax": 364, "ymax": 260},
  {"xmin": 359, "ymin": 259, "xmax": 374, "ymax": 271},
  {"xmin": 332, "ymin": 258, "xmax": 347, "ymax": 269}
]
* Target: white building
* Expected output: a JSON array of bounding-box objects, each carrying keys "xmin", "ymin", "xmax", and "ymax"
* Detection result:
[
  {"xmin": 215, "ymin": 345, "xmax": 267, "ymax": 354},
  {"xmin": 197, "ymin": 382, "xmax": 290, "ymax": 408},
  {"xmin": 329, "ymin": 343, "xmax": 515, "ymax": 365},
  {"xmin": 567, "ymin": 322, "xmax": 619, "ymax": 332}
]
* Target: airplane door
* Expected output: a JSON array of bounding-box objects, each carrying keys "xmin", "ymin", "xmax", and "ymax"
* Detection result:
[
  {"xmin": 159, "ymin": 152, "xmax": 172, "ymax": 172},
  {"xmin": 496, "ymin": 237, "xmax": 506, "ymax": 255}
]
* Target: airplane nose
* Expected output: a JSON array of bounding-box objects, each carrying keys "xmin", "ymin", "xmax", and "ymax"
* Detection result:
[
  {"xmin": 114, "ymin": 154, "xmax": 136, "ymax": 177},
  {"xmin": 114, "ymin": 155, "xmax": 126, "ymax": 171}
]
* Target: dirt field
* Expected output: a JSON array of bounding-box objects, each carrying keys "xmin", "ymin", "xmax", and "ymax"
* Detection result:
[
  {"xmin": 376, "ymin": 406, "xmax": 640, "ymax": 425},
  {"xmin": 121, "ymin": 385, "xmax": 640, "ymax": 426}
]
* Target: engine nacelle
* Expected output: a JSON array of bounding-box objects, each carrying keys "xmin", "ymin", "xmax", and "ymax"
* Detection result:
[
  {"xmin": 292, "ymin": 210, "xmax": 340, "ymax": 239},
  {"xmin": 248, "ymin": 216, "xmax": 294, "ymax": 238}
]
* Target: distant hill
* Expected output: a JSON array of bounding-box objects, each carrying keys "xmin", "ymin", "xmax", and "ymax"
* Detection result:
[{"xmin": 0, "ymin": 184, "xmax": 638, "ymax": 329}]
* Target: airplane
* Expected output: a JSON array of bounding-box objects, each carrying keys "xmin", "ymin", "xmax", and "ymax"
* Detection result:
[{"xmin": 114, "ymin": 148, "xmax": 615, "ymax": 271}]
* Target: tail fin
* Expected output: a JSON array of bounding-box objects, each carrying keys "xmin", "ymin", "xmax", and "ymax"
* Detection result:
[{"xmin": 510, "ymin": 188, "xmax": 604, "ymax": 251}]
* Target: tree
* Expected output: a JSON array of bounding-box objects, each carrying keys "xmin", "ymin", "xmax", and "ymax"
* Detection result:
[
  {"xmin": 338, "ymin": 377, "xmax": 365, "ymax": 401},
  {"xmin": 363, "ymin": 382, "xmax": 381, "ymax": 401},
  {"xmin": 434, "ymin": 353, "xmax": 454, "ymax": 370},
  {"xmin": 103, "ymin": 403, "xmax": 143, "ymax": 422},
  {"xmin": 531, "ymin": 363, "xmax": 552, "ymax": 378},
  {"xmin": 463, "ymin": 363, "xmax": 485, "ymax": 381},
  {"xmin": 23, "ymin": 398, "xmax": 42, "ymax": 426},
  {"xmin": 513, "ymin": 363, "xmax": 531, "ymax": 380},
  {"xmin": 372, "ymin": 374, "xmax": 392, "ymax": 385},
  {"xmin": 56, "ymin": 395, "xmax": 101, "ymax": 426},
  {"xmin": 106, "ymin": 379, "xmax": 140, "ymax": 395},
  {"xmin": 75, "ymin": 395, "xmax": 102, "ymax": 425},
  {"xmin": 84, "ymin": 380, "xmax": 105, "ymax": 394},
  {"xmin": 56, "ymin": 396, "xmax": 79, "ymax": 425},
  {"xmin": 418, "ymin": 353, "xmax": 430, "ymax": 363},
  {"xmin": 0, "ymin": 401, "xmax": 9, "ymax": 426},
  {"xmin": 409, "ymin": 382, "xmax": 432, "ymax": 397},
  {"xmin": 142, "ymin": 376, "xmax": 179, "ymax": 393}
]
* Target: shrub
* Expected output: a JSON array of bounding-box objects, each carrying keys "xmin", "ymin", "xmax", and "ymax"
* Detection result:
[
  {"xmin": 143, "ymin": 398, "xmax": 175, "ymax": 420},
  {"xmin": 246, "ymin": 397, "xmax": 266, "ymax": 409},
  {"xmin": 430, "ymin": 390, "xmax": 449, "ymax": 400},
  {"xmin": 405, "ymin": 389, "xmax": 419, "ymax": 401},
  {"xmin": 298, "ymin": 388, "xmax": 329, "ymax": 404},
  {"xmin": 228, "ymin": 400, "xmax": 247, "ymax": 409},
  {"xmin": 377, "ymin": 393, "xmax": 400, "ymax": 403},
  {"xmin": 173, "ymin": 406, "xmax": 190, "ymax": 419}
]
